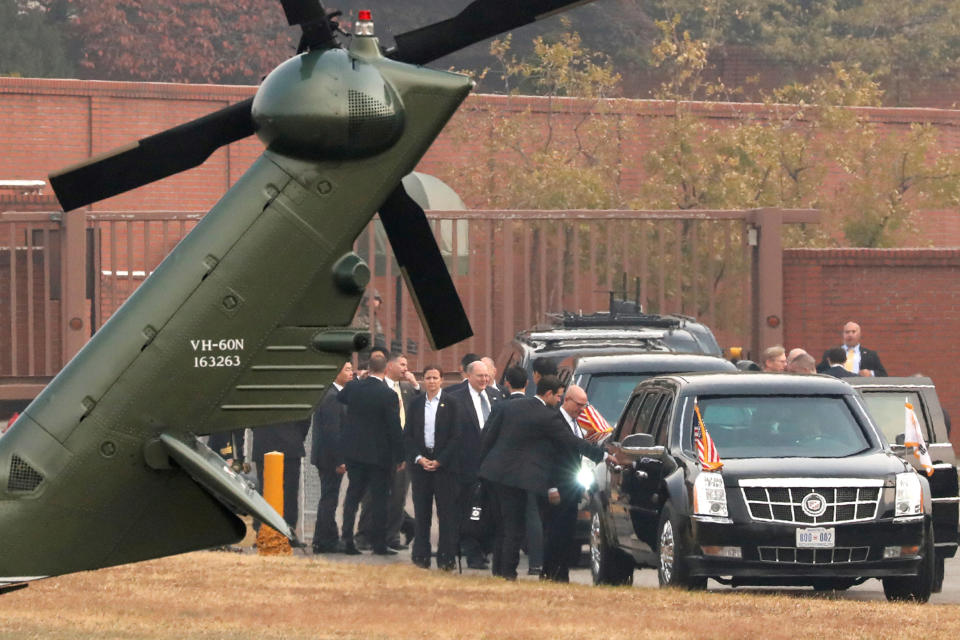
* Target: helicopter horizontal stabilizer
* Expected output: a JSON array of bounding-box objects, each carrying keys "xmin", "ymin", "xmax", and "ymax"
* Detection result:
[{"xmin": 156, "ymin": 434, "xmax": 292, "ymax": 539}]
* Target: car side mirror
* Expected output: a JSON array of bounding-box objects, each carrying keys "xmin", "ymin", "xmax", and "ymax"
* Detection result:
[
  {"xmin": 895, "ymin": 433, "xmax": 906, "ymax": 446},
  {"xmin": 621, "ymin": 433, "xmax": 665, "ymax": 459}
]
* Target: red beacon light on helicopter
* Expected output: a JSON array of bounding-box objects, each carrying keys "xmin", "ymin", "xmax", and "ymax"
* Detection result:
[{"xmin": 355, "ymin": 9, "xmax": 374, "ymax": 36}]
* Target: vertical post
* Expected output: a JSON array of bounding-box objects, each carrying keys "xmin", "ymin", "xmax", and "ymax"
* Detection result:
[
  {"xmin": 258, "ymin": 451, "xmax": 292, "ymax": 555},
  {"xmin": 61, "ymin": 210, "xmax": 87, "ymax": 362},
  {"xmin": 750, "ymin": 208, "xmax": 784, "ymax": 359}
]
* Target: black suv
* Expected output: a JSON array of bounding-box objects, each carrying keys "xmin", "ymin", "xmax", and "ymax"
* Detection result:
[
  {"xmin": 497, "ymin": 306, "xmax": 723, "ymax": 394},
  {"xmin": 590, "ymin": 372, "xmax": 940, "ymax": 602},
  {"xmin": 848, "ymin": 376, "xmax": 959, "ymax": 590}
]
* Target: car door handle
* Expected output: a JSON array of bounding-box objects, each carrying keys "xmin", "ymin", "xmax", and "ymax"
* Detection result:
[{"xmin": 634, "ymin": 470, "xmax": 648, "ymax": 480}]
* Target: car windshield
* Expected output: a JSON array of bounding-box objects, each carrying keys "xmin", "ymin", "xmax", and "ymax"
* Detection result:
[
  {"xmin": 585, "ymin": 374, "xmax": 656, "ymax": 426},
  {"xmin": 691, "ymin": 395, "xmax": 872, "ymax": 458},
  {"xmin": 859, "ymin": 391, "xmax": 930, "ymax": 445}
]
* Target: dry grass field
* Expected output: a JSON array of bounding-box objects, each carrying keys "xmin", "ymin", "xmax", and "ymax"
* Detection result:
[{"xmin": 1, "ymin": 552, "xmax": 959, "ymax": 640}]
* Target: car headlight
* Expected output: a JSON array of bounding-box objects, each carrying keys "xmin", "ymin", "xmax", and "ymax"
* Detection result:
[
  {"xmin": 693, "ymin": 472, "xmax": 728, "ymax": 517},
  {"xmin": 895, "ymin": 472, "xmax": 923, "ymax": 518}
]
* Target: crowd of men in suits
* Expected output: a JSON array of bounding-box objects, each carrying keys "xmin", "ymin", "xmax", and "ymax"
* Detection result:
[
  {"xmin": 300, "ymin": 348, "xmax": 622, "ymax": 580},
  {"xmin": 757, "ymin": 321, "xmax": 889, "ymax": 378}
]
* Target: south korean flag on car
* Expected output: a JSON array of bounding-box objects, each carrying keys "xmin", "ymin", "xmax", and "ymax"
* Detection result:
[{"xmin": 904, "ymin": 397, "xmax": 934, "ymax": 477}]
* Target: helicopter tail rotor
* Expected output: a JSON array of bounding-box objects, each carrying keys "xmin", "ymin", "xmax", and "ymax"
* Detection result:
[{"xmin": 378, "ymin": 184, "xmax": 473, "ymax": 350}]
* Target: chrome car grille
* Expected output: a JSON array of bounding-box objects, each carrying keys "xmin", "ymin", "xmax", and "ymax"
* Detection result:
[
  {"xmin": 740, "ymin": 482, "xmax": 881, "ymax": 525},
  {"xmin": 758, "ymin": 546, "xmax": 870, "ymax": 564}
]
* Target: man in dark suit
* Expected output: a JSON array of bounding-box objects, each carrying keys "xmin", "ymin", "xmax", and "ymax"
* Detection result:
[
  {"xmin": 822, "ymin": 346, "xmax": 858, "ymax": 379},
  {"xmin": 541, "ymin": 383, "xmax": 593, "ymax": 582},
  {"xmin": 445, "ymin": 352, "xmax": 480, "ymax": 394},
  {"xmin": 338, "ymin": 352, "xmax": 405, "ymax": 555},
  {"xmin": 252, "ymin": 418, "xmax": 311, "ymax": 536},
  {"xmin": 478, "ymin": 375, "xmax": 614, "ymax": 581},
  {"xmin": 818, "ymin": 321, "xmax": 887, "ymax": 376},
  {"xmin": 447, "ymin": 358, "xmax": 500, "ymax": 569},
  {"xmin": 309, "ymin": 360, "xmax": 353, "ymax": 553},
  {"xmin": 356, "ymin": 351, "xmax": 420, "ymax": 550},
  {"xmin": 403, "ymin": 364, "xmax": 462, "ymax": 569}
]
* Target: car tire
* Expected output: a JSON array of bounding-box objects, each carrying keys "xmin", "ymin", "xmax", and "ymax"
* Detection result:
[
  {"xmin": 882, "ymin": 523, "xmax": 935, "ymax": 603},
  {"xmin": 657, "ymin": 503, "xmax": 706, "ymax": 590},
  {"xmin": 589, "ymin": 507, "xmax": 633, "ymax": 586}
]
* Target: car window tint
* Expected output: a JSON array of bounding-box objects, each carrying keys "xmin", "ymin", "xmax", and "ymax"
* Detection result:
[
  {"xmin": 615, "ymin": 395, "xmax": 643, "ymax": 441},
  {"xmin": 691, "ymin": 395, "xmax": 871, "ymax": 458},
  {"xmin": 634, "ymin": 392, "xmax": 662, "ymax": 436},
  {"xmin": 652, "ymin": 396, "xmax": 674, "ymax": 446},
  {"xmin": 860, "ymin": 391, "xmax": 932, "ymax": 444},
  {"xmin": 585, "ymin": 373, "xmax": 654, "ymax": 427}
]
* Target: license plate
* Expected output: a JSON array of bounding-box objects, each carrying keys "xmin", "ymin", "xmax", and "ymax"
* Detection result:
[{"xmin": 796, "ymin": 527, "xmax": 835, "ymax": 548}]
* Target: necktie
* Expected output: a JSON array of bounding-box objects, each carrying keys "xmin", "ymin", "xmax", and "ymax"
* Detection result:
[
  {"xmin": 844, "ymin": 347, "xmax": 855, "ymax": 372},
  {"xmin": 480, "ymin": 391, "xmax": 490, "ymax": 423},
  {"xmin": 394, "ymin": 382, "xmax": 406, "ymax": 428}
]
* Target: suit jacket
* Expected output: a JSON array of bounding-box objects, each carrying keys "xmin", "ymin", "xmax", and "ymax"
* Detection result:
[
  {"xmin": 823, "ymin": 364, "xmax": 858, "ymax": 379},
  {"xmin": 403, "ymin": 391, "xmax": 463, "ymax": 474},
  {"xmin": 310, "ymin": 385, "xmax": 347, "ymax": 470},
  {"xmin": 818, "ymin": 346, "xmax": 887, "ymax": 376},
  {"xmin": 551, "ymin": 411, "xmax": 589, "ymax": 494},
  {"xmin": 252, "ymin": 420, "xmax": 310, "ymax": 462},
  {"xmin": 478, "ymin": 397, "xmax": 604, "ymax": 496},
  {"xmin": 338, "ymin": 376, "xmax": 404, "ymax": 469},
  {"xmin": 447, "ymin": 384, "xmax": 502, "ymax": 482}
]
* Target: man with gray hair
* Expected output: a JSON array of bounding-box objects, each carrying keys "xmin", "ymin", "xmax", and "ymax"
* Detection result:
[
  {"xmin": 761, "ymin": 345, "xmax": 787, "ymax": 373},
  {"xmin": 786, "ymin": 351, "xmax": 817, "ymax": 374}
]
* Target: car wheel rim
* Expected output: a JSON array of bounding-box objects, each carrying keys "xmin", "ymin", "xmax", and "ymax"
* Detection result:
[
  {"xmin": 659, "ymin": 520, "xmax": 675, "ymax": 584},
  {"xmin": 590, "ymin": 513, "xmax": 602, "ymax": 577}
]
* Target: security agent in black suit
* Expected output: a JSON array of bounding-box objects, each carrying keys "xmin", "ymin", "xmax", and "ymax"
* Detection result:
[
  {"xmin": 822, "ymin": 347, "xmax": 858, "ymax": 378},
  {"xmin": 478, "ymin": 375, "xmax": 612, "ymax": 581},
  {"xmin": 309, "ymin": 360, "xmax": 353, "ymax": 553},
  {"xmin": 446, "ymin": 358, "xmax": 501, "ymax": 569},
  {"xmin": 817, "ymin": 321, "xmax": 887, "ymax": 376},
  {"xmin": 502, "ymin": 365, "xmax": 543, "ymax": 575},
  {"xmin": 356, "ymin": 351, "xmax": 421, "ymax": 550},
  {"xmin": 338, "ymin": 353, "xmax": 405, "ymax": 555},
  {"xmin": 403, "ymin": 365, "xmax": 463, "ymax": 569},
  {"xmin": 252, "ymin": 418, "xmax": 310, "ymax": 533}
]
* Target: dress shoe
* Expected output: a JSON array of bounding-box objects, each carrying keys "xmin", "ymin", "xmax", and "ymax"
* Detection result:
[
  {"xmin": 527, "ymin": 565, "xmax": 542, "ymax": 576},
  {"xmin": 312, "ymin": 541, "xmax": 339, "ymax": 554},
  {"xmin": 467, "ymin": 557, "xmax": 489, "ymax": 570},
  {"xmin": 387, "ymin": 537, "xmax": 409, "ymax": 551},
  {"xmin": 341, "ymin": 542, "xmax": 362, "ymax": 555},
  {"xmin": 372, "ymin": 547, "xmax": 398, "ymax": 556},
  {"xmin": 354, "ymin": 536, "xmax": 372, "ymax": 551},
  {"xmin": 412, "ymin": 557, "xmax": 431, "ymax": 569}
]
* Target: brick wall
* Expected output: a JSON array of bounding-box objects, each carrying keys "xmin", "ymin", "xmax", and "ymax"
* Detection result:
[
  {"xmin": 4, "ymin": 78, "xmax": 960, "ymax": 242},
  {"xmin": 783, "ymin": 248, "xmax": 960, "ymax": 450}
]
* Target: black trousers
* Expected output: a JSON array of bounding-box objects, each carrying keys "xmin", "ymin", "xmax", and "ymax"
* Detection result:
[
  {"xmin": 459, "ymin": 480, "xmax": 490, "ymax": 562},
  {"xmin": 341, "ymin": 460, "xmax": 391, "ymax": 551},
  {"xmin": 358, "ymin": 465, "xmax": 411, "ymax": 543},
  {"xmin": 525, "ymin": 492, "xmax": 544, "ymax": 570},
  {"xmin": 311, "ymin": 466, "xmax": 343, "ymax": 548},
  {"xmin": 541, "ymin": 486, "xmax": 580, "ymax": 582},
  {"xmin": 491, "ymin": 482, "xmax": 528, "ymax": 580},
  {"xmin": 409, "ymin": 464, "xmax": 459, "ymax": 564},
  {"xmin": 255, "ymin": 455, "xmax": 302, "ymax": 530}
]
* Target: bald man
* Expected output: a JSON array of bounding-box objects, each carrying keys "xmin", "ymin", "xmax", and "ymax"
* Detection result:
[
  {"xmin": 541, "ymin": 384, "xmax": 594, "ymax": 582},
  {"xmin": 818, "ymin": 321, "xmax": 887, "ymax": 377}
]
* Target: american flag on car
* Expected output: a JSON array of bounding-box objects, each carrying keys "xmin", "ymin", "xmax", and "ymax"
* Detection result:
[
  {"xmin": 694, "ymin": 400, "xmax": 723, "ymax": 471},
  {"xmin": 577, "ymin": 403, "xmax": 613, "ymax": 441}
]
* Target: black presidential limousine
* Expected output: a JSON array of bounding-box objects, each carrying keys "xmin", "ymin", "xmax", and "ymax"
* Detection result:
[{"xmin": 588, "ymin": 373, "xmax": 953, "ymax": 602}]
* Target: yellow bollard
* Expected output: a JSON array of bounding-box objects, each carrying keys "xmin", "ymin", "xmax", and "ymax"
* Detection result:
[{"xmin": 257, "ymin": 451, "xmax": 292, "ymax": 556}]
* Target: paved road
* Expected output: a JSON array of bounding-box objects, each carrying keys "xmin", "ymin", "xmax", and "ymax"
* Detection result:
[{"xmin": 292, "ymin": 542, "xmax": 960, "ymax": 604}]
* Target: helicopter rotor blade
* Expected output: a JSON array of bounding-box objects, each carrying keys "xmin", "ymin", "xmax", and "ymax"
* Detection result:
[
  {"xmin": 378, "ymin": 184, "xmax": 473, "ymax": 351},
  {"xmin": 388, "ymin": 0, "xmax": 596, "ymax": 66},
  {"xmin": 49, "ymin": 98, "xmax": 256, "ymax": 212},
  {"xmin": 278, "ymin": 0, "xmax": 326, "ymax": 27}
]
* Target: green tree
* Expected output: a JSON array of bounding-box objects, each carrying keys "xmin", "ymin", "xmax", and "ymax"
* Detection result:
[{"xmin": 0, "ymin": 0, "xmax": 75, "ymax": 78}]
